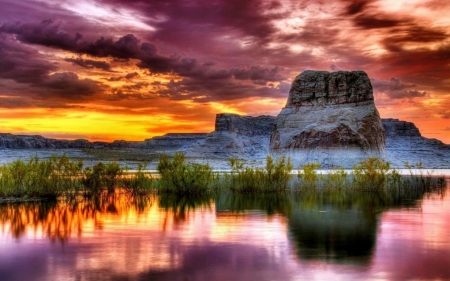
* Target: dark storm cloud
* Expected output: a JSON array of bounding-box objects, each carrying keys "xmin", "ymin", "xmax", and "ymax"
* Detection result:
[
  {"xmin": 107, "ymin": 72, "xmax": 139, "ymax": 81},
  {"xmin": 382, "ymin": 25, "xmax": 448, "ymax": 52},
  {"xmin": 125, "ymin": 72, "xmax": 139, "ymax": 79},
  {"xmin": 39, "ymin": 72, "xmax": 102, "ymax": 99},
  {"xmin": 0, "ymin": 21, "xmax": 286, "ymax": 84},
  {"xmin": 0, "ymin": 35, "xmax": 57, "ymax": 84},
  {"xmin": 161, "ymin": 77, "xmax": 287, "ymax": 102},
  {"xmin": 343, "ymin": 0, "xmax": 370, "ymax": 16},
  {"xmin": 0, "ymin": 96, "xmax": 33, "ymax": 108},
  {"xmin": 372, "ymin": 77, "xmax": 417, "ymax": 92},
  {"xmin": 101, "ymin": 0, "xmax": 285, "ymax": 41},
  {"xmin": 353, "ymin": 14, "xmax": 404, "ymax": 29},
  {"xmin": 65, "ymin": 57, "xmax": 112, "ymax": 71},
  {"xmin": 0, "ymin": 35, "xmax": 105, "ymax": 103},
  {"xmin": 377, "ymin": 44, "xmax": 450, "ymax": 89},
  {"xmin": 1, "ymin": 0, "xmax": 449, "ymax": 108},
  {"xmin": 0, "ymin": 19, "xmax": 83, "ymax": 50},
  {"xmin": 372, "ymin": 77, "xmax": 427, "ymax": 99},
  {"xmin": 232, "ymin": 66, "xmax": 285, "ymax": 82}
]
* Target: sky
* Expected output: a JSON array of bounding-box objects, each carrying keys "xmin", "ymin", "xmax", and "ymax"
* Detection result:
[{"xmin": 0, "ymin": 0, "xmax": 449, "ymax": 143}]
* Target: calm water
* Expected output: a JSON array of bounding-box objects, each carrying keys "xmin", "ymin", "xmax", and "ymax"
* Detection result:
[{"xmin": 1, "ymin": 183, "xmax": 450, "ymax": 281}]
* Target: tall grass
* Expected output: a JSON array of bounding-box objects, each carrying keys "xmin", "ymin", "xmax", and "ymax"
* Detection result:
[
  {"xmin": 297, "ymin": 163, "xmax": 322, "ymax": 189},
  {"xmin": 157, "ymin": 153, "xmax": 213, "ymax": 194},
  {"xmin": 295, "ymin": 158, "xmax": 446, "ymax": 192},
  {"xmin": 0, "ymin": 155, "xmax": 446, "ymax": 199},
  {"xmin": 352, "ymin": 157, "xmax": 390, "ymax": 191},
  {"xmin": 226, "ymin": 155, "xmax": 293, "ymax": 192},
  {"xmin": 0, "ymin": 155, "xmax": 83, "ymax": 198},
  {"xmin": 122, "ymin": 163, "xmax": 155, "ymax": 195},
  {"xmin": 81, "ymin": 161, "xmax": 122, "ymax": 195},
  {"xmin": 323, "ymin": 167, "xmax": 349, "ymax": 190}
]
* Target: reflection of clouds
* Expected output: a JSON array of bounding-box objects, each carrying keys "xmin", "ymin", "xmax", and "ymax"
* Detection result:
[
  {"xmin": 1, "ymin": 186, "xmax": 450, "ymax": 280},
  {"xmin": 373, "ymin": 182, "xmax": 450, "ymax": 280}
]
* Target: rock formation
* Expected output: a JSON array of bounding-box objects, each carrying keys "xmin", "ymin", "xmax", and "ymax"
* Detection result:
[
  {"xmin": 215, "ymin": 113, "xmax": 275, "ymax": 136},
  {"xmin": 144, "ymin": 133, "xmax": 208, "ymax": 149},
  {"xmin": 381, "ymin": 119, "xmax": 450, "ymax": 168},
  {"xmin": 382, "ymin": 118, "xmax": 421, "ymax": 137},
  {"xmin": 270, "ymin": 70, "xmax": 386, "ymax": 167},
  {"xmin": 187, "ymin": 114, "xmax": 275, "ymax": 158},
  {"xmin": 2, "ymin": 111, "xmax": 450, "ymax": 168},
  {"xmin": 0, "ymin": 133, "xmax": 143, "ymax": 149}
]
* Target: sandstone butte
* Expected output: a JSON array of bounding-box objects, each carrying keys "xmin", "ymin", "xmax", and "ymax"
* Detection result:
[{"xmin": 270, "ymin": 70, "xmax": 386, "ymax": 167}]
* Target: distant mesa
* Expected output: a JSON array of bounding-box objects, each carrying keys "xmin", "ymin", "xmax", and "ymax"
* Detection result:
[
  {"xmin": 381, "ymin": 118, "xmax": 421, "ymax": 137},
  {"xmin": 270, "ymin": 70, "xmax": 385, "ymax": 167},
  {"xmin": 215, "ymin": 113, "xmax": 275, "ymax": 137},
  {"xmin": 186, "ymin": 113, "xmax": 275, "ymax": 158}
]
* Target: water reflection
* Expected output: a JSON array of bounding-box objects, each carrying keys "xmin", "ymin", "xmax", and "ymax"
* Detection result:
[
  {"xmin": 0, "ymin": 193, "xmax": 155, "ymax": 243},
  {"xmin": 216, "ymin": 191, "xmax": 292, "ymax": 216},
  {"xmin": 158, "ymin": 193, "xmax": 214, "ymax": 226},
  {"xmin": 0, "ymin": 184, "xmax": 448, "ymax": 280}
]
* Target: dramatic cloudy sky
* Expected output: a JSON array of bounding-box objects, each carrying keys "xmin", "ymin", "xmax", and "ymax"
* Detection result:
[{"xmin": 0, "ymin": 0, "xmax": 449, "ymax": 142}]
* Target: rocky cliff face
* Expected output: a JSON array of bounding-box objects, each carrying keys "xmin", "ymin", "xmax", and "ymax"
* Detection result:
[
  {"xmin": 382, "ymin": 118, "xmax": 421, "ymax": 137},
  {"xmin": 0, "ymin": 133, "xmax": 93, "ymax": 149},
  {"xmin": 186, "ymin": 114, "xmax": 275, "ymax": 158},
  {"xmin": 144, "ymin": 133, "xmax": 208, "ymax": 149},
  {"xmin": 381, "ymin": 119, "xmax": 450, "ymax": 168},
  {"xmin": 270, "ymin": 70, "xmax": 386, "ymax": 167},
  {"xmin": 0, "ymin": 133, "xmax": 144, "ymax": 149},
  {"xmin": 215, "ymin": 113, "xmax": 275, "ymax": 136}
]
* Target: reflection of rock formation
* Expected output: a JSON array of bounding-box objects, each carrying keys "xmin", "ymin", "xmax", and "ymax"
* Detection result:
[
  {"xmin": 270, "ymin": 70, "xmax": 385, "ymax": 167},
  {"xmin": 215, "ymin": 191, "xmax": 292, "ymax": 216},
  {"xmin": 214, "ymin": 188, "xmax": 433, "ymax": 265},
  {"xmin": 288, "ymin": 208, "xmax": 378, "ymax": 264},
  {"xmin": 287, "ymin": 189, "xmax": 428, "ymax": 264}
]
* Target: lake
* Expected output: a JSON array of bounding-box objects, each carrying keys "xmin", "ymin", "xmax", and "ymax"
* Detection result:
[{"xmin": 1, "ymin": 182, "xmax": 449, "ymax": 281}]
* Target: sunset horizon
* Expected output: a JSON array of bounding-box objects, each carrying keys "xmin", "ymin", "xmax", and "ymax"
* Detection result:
[{"xmin": 1, "ymin": 0, "xmax": 449, "ymax": 143}]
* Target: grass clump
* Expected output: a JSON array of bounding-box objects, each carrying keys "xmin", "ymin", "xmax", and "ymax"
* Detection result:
[
  {"xmin": 0, "ymin": 155, "xmax": 83, "ymax": 199},
  {"xmin": 122, "ymin": 163, "xmax": 155, "ymax": 195},
  {"xmin": 81, "ymin": 161, "xmax": 123, "ymax": 195},
  {"xmin": 351, "ymin": 157, "xmax": 390, "ymax": 191},
  {"xmin": 297, "ymin": 163, "xmax": 322, "ymax": 190},
  {"xmin": 226, "ymin": 155, "xmax": 293, "ymax": 192},
  {"xmin": 323, "ymin": 167, "xmax": 349, "ymax": 190},
  {"xmin": 157, "ymin": 153, "xmax": 213, "ymax": 194},
  {"xmin": 404, "ymin": 161, "xmax": 445, "ymax": 191}
]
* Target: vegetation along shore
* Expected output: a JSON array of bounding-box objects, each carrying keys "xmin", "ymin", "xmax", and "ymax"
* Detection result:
[{"xmin": 0, "ymin": 154, "xmax": 446, "ymax": 200}]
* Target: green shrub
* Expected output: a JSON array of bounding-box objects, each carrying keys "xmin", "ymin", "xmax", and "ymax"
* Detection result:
[
  {"xmin": 352, "ymin": 157, "xmax": 390, "ymax": 191},
  {"xmin": 227, "ymin": 155, "xmax": 292, "ymax": 192},
  {"xmin": 157, "ymin": 153, "xmax": 213, "ymax": 194},
  {"xmin": 297, "ymin": 163, "xmax": 322, "ymax": 189},
  {"xmin": 81, "ymin": 161, "xmax": 123, "ymax": 194},
  {"xmin": 0, "ymin": 155, "xmax": 83, "ymax": 198},
  {"xmin": 122, "ymin": 163, "xmax": 155, "ymax": 195},
  {"xmin": 323, "ymin": 167, "xmax": 348, "ymax": 190}
]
